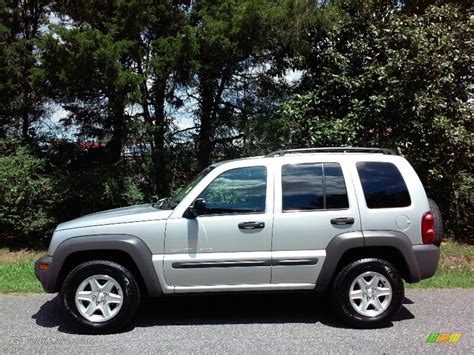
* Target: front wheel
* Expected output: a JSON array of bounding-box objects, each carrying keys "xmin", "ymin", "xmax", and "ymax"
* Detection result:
[
  {"xmin": 330, "ymin": 258, "xmax": 404, "ymax": 328},
  {"xmin": 61, "ymin": 260, "xmax": 140, "ymax": 334}
]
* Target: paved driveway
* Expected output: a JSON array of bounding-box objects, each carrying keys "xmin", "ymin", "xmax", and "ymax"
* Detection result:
[{"xmin": 0, "ymin": 289, "xmax": 472, "ymax": 353}]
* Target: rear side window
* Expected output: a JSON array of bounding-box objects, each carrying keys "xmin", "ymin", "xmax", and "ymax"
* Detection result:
[
  {"xmin": 282, "ymin": 163, "xmax": 348, "ymax": 211},
  {"xmin": 356, "ymin": 162, "xmax": 411, "ymax": 208}
]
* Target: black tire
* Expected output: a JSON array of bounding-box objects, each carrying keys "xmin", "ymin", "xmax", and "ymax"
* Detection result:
[
  {"xmin": 428, "ymin": 198, "xmax": 444, "ymax": 246},
  {"xmin": 61, "ymin": 260, "xmax": 140, "ymax": 334},
  {"xmin": 330, "ymin": 258, "xmax": 404, "ymax": 329}
]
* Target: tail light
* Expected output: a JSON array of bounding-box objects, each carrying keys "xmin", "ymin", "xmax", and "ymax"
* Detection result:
[{"xmin": 422, "ymin": 212, "xmax": 435, "ymax": 244}]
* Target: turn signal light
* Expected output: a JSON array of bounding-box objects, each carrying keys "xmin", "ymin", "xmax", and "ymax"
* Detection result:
[{"xmin": 39, "ymin": 263, "xmax": 49, "ymax": 271}]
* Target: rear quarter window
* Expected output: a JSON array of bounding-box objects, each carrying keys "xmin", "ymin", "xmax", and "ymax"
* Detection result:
[{"xmin": 356, "ymin": 162, "xmax": 411, "ymax": 208}]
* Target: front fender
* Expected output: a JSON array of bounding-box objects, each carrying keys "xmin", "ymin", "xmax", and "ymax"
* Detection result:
[{"xmin": 35, "ymin": 234, "xmax": 162, "ymax": 296}]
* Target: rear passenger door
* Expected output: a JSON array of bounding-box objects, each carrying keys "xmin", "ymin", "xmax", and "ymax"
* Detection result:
[{"xmin": 272, "ymin": 160, "xmax": 362, "ymax": 285}]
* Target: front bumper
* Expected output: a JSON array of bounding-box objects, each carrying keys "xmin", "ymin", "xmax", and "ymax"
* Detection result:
[
  {"xmin": 34, "ymin": 255, "xmax": 56, "ymax": 293},
  {"xmin": 412, "ymin": 244, "xmax": 440, "ymax": 281}
]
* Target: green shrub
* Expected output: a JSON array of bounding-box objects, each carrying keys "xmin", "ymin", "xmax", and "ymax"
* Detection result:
[
  {"xmin": 47, "ymin": 145, "xmax": 145, "ymax": 220},
  {"xmin": 0, "ymin": 139, "xmax": 56, "ymax": 244},
  {"xmin": 103, "ymin": 168, "xmax": 145, "ymax": 207},
  {"xmin": 446, "ymin": 172, "xmax": 473, "ymax": 240}
]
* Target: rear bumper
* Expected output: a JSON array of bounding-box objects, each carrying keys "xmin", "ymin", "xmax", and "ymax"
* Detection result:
[
  {"xmin": 412, "ymin": 244, "xmax": 440, "ymax": 281},
  {"xmin": 34, "ymin": 255, "xmax": 56, "ymax": 293}
]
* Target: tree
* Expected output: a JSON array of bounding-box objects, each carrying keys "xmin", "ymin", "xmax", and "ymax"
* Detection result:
[
  {"xmin": 189, "ymin": 0, "xmax": 292, "ymax": 170},
  {"xmin": 257, "ymin": 2, "xmax": 473, "ymax": 238},
  {"xmin": 38, "ymin": 3, "xmax": 141, "ymax": 162},
  {"xmin": 0, "ymin": 0, "xmax": 50, "ymax": 141},
  {"xmin": 38, "ymin": 1, "xmax": 194, "ymax": 197}
]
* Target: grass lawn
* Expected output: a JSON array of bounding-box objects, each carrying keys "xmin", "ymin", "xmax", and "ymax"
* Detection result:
[
  {"xmin": 404, "ymin": 240, "xmax": 473, "ymax": 289},
  {"xmin": 0, "ymin": 249, "xmax": 45, "ymax": 293},
  {"xmin": 0, "ymin": 241, "xmax": 472, "ymax": 293}
]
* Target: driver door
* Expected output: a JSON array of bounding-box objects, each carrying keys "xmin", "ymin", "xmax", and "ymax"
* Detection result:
[{"xmin": 164, "ymin": 164, "xmax": 273, "ymax": 289}]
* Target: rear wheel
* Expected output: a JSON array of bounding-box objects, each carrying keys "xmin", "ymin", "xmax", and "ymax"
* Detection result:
[
  {"xmin": 331, "ymin": 258, "xmax": 404, "ymax": 328},
  {"xmin": 61, "ymin": 260, "xmax": 140, "ymax": 333}
]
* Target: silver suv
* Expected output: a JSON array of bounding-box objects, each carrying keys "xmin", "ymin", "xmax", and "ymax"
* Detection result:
[{"xmin": 35, "ymin": 147, "xmax": 442, "ymax": 333}]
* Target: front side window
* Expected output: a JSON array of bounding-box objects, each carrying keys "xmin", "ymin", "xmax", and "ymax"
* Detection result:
[
  {"xmin": 356, "ymin": 162, "xmax": 411, "ymax": 208},
  {"xmin": 282, "ymin": 162, "xmax": 349, "ymax": 211},
  {"xmin": 198, "ymin": 166, "xmax": 267, "ymax": 215},
  {"xmin": 164, "ymin": 166, "xmax": 214, "ymax": 209}
]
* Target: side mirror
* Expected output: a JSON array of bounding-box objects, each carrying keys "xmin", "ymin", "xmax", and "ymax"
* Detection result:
[{"xmin": 184, "ymin": 198, "xmax": 207, "ymax": 218}]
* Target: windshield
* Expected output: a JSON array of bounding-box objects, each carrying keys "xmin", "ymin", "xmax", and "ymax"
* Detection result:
[{"xmin": 157, "ymin": 166, "xmax": 214, "ymax": 210}]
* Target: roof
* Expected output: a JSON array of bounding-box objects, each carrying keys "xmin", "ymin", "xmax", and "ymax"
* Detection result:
[
  {"xmin": 266, "ymin": 147, "xmax": 397, "ymax": 157},
  {"xmin": 210, "ymin": 147, "xmax": 398, "ymax": 167}
]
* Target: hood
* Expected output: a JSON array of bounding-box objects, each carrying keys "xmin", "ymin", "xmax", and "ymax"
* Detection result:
[{"xmin": 56, "ymin": 204, "xmax": 172, "ymax": 231}]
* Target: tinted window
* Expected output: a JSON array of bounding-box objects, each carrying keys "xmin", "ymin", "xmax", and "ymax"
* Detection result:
[
  {"xmin": 282, "ymin": 164, "xmax": 324, "ymax": 211},
  {"xmin": 199, "ymin": 166, "xmax": 267, "ymax": 215},
  {"xmin": 356, "ymin": 162, "xmax": 411, "ymax": 208},
  {"xmin": 282, "ymin": 163, "xmax": 349, "ymax": 211},
  {"xmin": 325, "ymin": 163, "xmax": 349, "ymax": 209}
]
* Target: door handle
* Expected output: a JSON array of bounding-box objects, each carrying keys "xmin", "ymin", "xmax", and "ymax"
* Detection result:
[
  {"xmin": 238, "ymin": 221, "xmax": 265, "ymax": 230},
  {"xmin": 330, "ymin": 217, "xmax": 354, "ymax": 225}
]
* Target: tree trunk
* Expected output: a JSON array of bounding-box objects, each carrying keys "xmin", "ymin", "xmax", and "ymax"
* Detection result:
[
  {"xmin": 19, "ymin": 0, "xmax": 41, "ymax": 143},
  {"xmin": 152, "ymin": 80, "xmax": 170, "ymax": 197},
  {"xmin": 108, "ymin": 98, "xmax": 126, "ymax": 163},
  {"xmin": 197, "ymin": 81, "xmax": 214, "ymax": 171}
]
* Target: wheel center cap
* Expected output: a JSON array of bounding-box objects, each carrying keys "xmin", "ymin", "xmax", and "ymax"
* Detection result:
[{"xmin": 97, "ymin": 292, "xmax": 105, "ymax": 304}]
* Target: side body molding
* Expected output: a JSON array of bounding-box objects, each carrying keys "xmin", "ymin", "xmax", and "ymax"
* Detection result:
[
  {"xmin": 316, "ymin": 230, "xmax": 422, "ymax": 288},
  {"xmin": 48, "ymin": 234, "xmax": 162, "ymax": 296}
]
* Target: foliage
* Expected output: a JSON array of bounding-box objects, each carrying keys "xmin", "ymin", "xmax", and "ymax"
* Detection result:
[
  {"xmin": 45, "ymin": 141, "xmax": 144, "ymax": 222},
  {"xmin": 188, "ymin": 0, "xmax": 292, "ymax": 169},
  {"xmin": 0, "ymin": 1, "xmax": 472, "ymax": 244},
  {"xmin": 0, "ymin": 0, "xmax": 50, "ymax": 140},
  {"xmin": 0, "ymin": 139, "xmax": 56, "ymax": 243},
  {"xmin": 448, "ymin": 172, "xmax": 473, "ymax": 237},
  {"xmin": 251, "ymin": 3, "xmax": 473, "ymax": 239}
]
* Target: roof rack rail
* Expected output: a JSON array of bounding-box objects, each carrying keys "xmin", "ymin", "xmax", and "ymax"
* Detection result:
[{"xmin": 266, "ymin": 147, "xmax": 397, "ymax": 157}]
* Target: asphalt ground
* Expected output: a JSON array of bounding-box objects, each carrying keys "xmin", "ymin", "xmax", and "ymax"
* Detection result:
[{"xmin": 0, "ymin": 289, "xmax": 472, "ymax": 353}]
